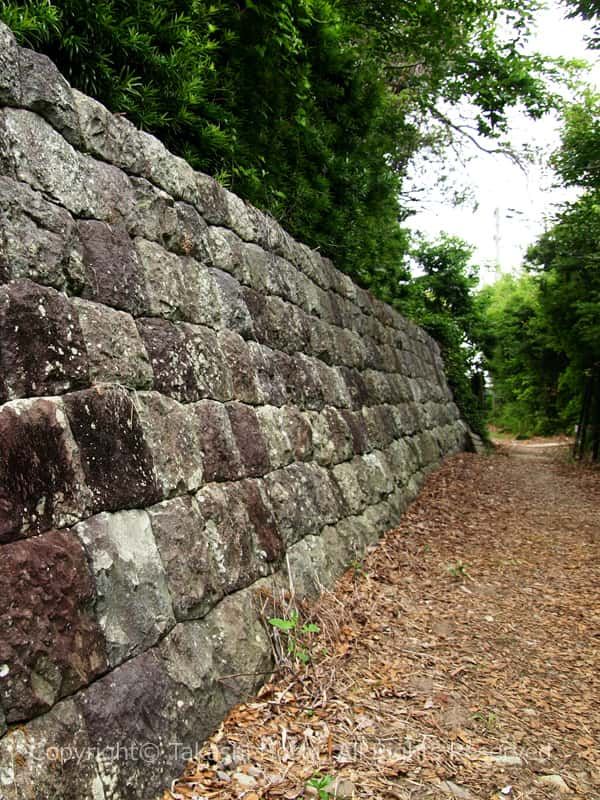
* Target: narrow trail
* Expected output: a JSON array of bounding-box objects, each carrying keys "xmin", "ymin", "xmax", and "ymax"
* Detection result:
[{"xmin": 168, "ymin": 442, "xmax": 600, "ymax": 800}]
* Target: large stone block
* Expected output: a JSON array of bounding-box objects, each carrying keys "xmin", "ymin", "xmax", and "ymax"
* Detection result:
[
  {"xmin": 338, "ymin": 367, "xmax": 369, "ymax": 410},
  {"xmin": 226, "ymin": 402, "xmax": 271, "ymax": 478},
  {"xmin": 210, "ymin": 268, "xmax": 254, "ymax": 337},
  {"xmin": 74, "ymin": 89, "xmax": 147, "ymax": 174},
  {"xmin": 0, "ymin": 398, "xmax": 91, "ymax": 543},
  {"xmin": 78, "ymin": 220, "xmax": 148, "ymax": 315},
  {"xmin": 75, "ymin": 509, "xmax": 176, "ymax": 667},
  {"xmin": 138, "ymin": 318, "xmax": 233, "ymax": 403},
  {"xmin": 63, "ymin": 385, "xmax": 161, "ymax": 513},
  {"xmin": 314, "ymin": 361, "xmax": 352, "ymax": 409},
  {"xmin": 274, "ymin": 352, "xmax": 324, "ymax": 410},
  {"xmin": 18, "ymin": 48, "xmax": 80, "ymax": 146},
  {"xmin": 75, "ymin": 649, "xmax": 198, "ymax": 800},
  {"xmin": 0, "ymin": 108, "xmax": 134, "ymax": 222},
  {"xmin": 338, "ymin": 409, "xmax": 370, "ymax": 454},
  {"xmin": 282, "ymin": 405, "xmax": 313, "ymax": 462},
  {"xmin": 191, "ymin": 399, "xmax": 244, "ymax": 482},
  {"xmin": 146, "ymin": 495, "xmax": 221, "ymax": 621},
  {"xmin": 331, "ymin": 459, "xmax": 369, "ymax": 517},
  {"xmin": 0, "ymin": 531, "xmax": 108, "ymax": 722},
  {"xmin": 195, "ymin": 173, "xmax": 229, "ymax": 225},
  {"xmin": 306, "ymin": 407, "xmax": 353, "ymax": 466},
  {"xmin": 362, "ymin": 404, "xmax": 398, "ymax": 451},
  {"xmin": 135, "ymin": 391, "xmax": 203, "ymax": 497},
  {"xmin": 0, "ymin": 23, "xmax": 20, "ymax": 105},
  {"xmin": 134, "ymin": 237, "xmax": 221, "ymax": 326},
  {"xmin": 195, "ymin": 482, "xmax": 271, "ymax": 594},
  {"xmin": 72, "ymin": 298, "xmax": 153, "ymax": 389},
  {"xmin": 0, "ymin": 176, "xmax": 83, "ymax": 291},
  {"xmin": 256, "ymin": 406, "xmax": 294, "ymax": 469},
  {"xmin": 0, "ymin": 697, "xmax": 104, "ymax": 800},
  {"xmin": 247, "ymin": 342, "xmax": 288, "ymax": 407},
  {"xmin": 264, "ymin": 463, "xmax": 342, "ymax": 546},
  {"xmin": 218, "ymin": 331, "xmax": 264, "ymax": 405},
  {"xmin": 137, "ymin": 128, "xmax": 200, "ymax": 205},
  {"xmin": 0, "ymin": 279, "xmax": 89, "ymax": 401}
]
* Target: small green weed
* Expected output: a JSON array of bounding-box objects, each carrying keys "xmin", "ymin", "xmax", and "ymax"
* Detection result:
[
  {"xmin": 268, "ymin": 611, "xmax": 320, "ymax": 664},
  {"xmin": 306, "ymin": 772, "xmax": 335, "ymax": 798},
  {"xmin": 447, "ymin": 560, "xmax": 469, "ymax": 580}
]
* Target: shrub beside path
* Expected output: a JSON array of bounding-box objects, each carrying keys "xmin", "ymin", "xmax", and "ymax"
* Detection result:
[{"xmin": 166, "ymin": 441, "xmax": 599, "ymax": 800}]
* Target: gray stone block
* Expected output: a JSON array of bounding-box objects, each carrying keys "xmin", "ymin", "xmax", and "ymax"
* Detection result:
[
  {"xmin": 0, "ymin": 697, "xmax": 104, "ymax": 800},
  {"xmin": 138, "ymin": 318, "xmax": 233, "ymax": 403},
  {"xmin": 137, "ymin": 128, "xmax": 199, "ymax": 205},
  {"xmin": 19, "ymin": 48, "xmax": 81, "ymax": 146},
  {"xmin": 0, "ymin": 23, "xmax": 20, "ymax": 105},
  {"xmin": 256, "ymin": 406, "xmax": 293, "ymax": 469},
  {"xmin": 195, "ymin": 482, "xmax": 270, "ymax": 594},
  {"xmin": 134, "ymin": 237, "xmax": 221, "ymax": 326},
  {"xmin": 0, "ymin": 175, "xmax": 83, "ymax": 291},
  {"xmin": 210, "ymin": 268, "xmax": 254, "ymax": 337},
  {"xmin": 218, "ymin": 331, "xmax": 264, "ymax": 405},
  {"xmin": 135, "ymin": 391, "xmax": 204, "ymax": 497},
  {"xmin": 72, "ymin": 297, "xmax": 153, "ymax": 388},
  {"xmin": 147, "ymin": 495, "xmax": 221, "ymax": 621},
  {"xmin": 75, "ymin": 509, "xmax": 176, "ymax": 667}
]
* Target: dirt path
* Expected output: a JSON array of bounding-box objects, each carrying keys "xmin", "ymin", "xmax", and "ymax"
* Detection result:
[{"xmin": 168, "ymin": 442, "xmax": 600, "ymax": 800}]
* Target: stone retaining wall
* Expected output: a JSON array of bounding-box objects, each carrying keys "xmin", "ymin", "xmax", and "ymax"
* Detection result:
[{"xmin": 0, "ymin": 22, "xmax": 467, "ymax": 800}]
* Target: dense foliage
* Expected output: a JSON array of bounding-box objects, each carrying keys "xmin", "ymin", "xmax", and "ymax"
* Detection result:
[
  {"xmin": 0, "ymin": 0, "xmax": 564, "ymax": 287},
  {"xmin": 479, "ymin": 82, "xmax": 600, "ymax": 445}
]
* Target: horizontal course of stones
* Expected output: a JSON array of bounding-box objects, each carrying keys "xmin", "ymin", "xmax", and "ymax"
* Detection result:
[{"xmin": 0, "ymin": 22, "xmax": 467, "ymax": 800}]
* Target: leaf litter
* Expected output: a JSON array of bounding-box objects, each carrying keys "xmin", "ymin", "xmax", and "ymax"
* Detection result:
[{"xmin": 165, "ymin": 440, "xmax": 599, "ymax": 800}]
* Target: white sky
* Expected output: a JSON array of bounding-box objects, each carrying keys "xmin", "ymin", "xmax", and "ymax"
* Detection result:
[{"xmin": 404, "ymin": 0, "xmax": 600, "ymax": 284}]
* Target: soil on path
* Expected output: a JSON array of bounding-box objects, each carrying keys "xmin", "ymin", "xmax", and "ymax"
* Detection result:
[{"xmin": 168, "ymin": 441, "xmax": 600, "ymax": 800}]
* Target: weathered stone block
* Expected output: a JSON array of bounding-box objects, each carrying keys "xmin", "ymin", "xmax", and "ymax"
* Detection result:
[
  {"xmin": 339, "ymin": 409, "xmax": 370, "ymax": 454},
  {"xmin": 362, "ymin": 369, "xmax": 393, "ymax": 405},
  {"xmin": 331, "ymin": 459, "xmax": 369, "ymax": 517},
  {"xmin": 210, "ymin": 268, "xmax": 254, "ymax": 337},
  {"xmin": 339, "ymin": 367, "xmax": 369, "ymax": 410},
  {"xmin": 306, "ymin": 407, "xmax": 353, "ymax": 466},
  {"xmin": 314, "ymin": 361, "xmax": 352, "ymax": 408},
  {"xmin": 138, "ymin": 318, "xmax": 233, "ymax": 403},
  {"xmin": 195, "ymin": 483, "xmax": 269, "ymax": 594},
  {"xmin": 276, "ymin": 352, "xmax": 325, "ymax": 410},
  {"xmin": 0, "ymin": 398, "xmax": 91, "ymax": 543},
  {"xmin": 134, "ymin": 237, "xmax": 221, "ymax": 326},
  {"xmin": 237, "ymin": 478, "xmax": 284, "ymax": 565},
  {"xmin": 191, "ymin": 399, "xmax": 244, "ymax": 482},
  {"xmin": 284, "ymin": 535, "xmax": 332, "ymax": 598},
  {"xmin": 362, "ymin": 404, "xmax": 397, "ymax": 450},
  {"xmin": 282, "ymin": 405, "xmax": 313, "ymax": 462},
  {"xmin": 19, "ymin": 49, "xmax": 80, "ymax": 146},
  {"xmin": 264, "ymin": 463, "xmax": 341, "ymax": 546},
  {"xmin": 391, "ymin": 402, "xmax": 421, "ymax": 435},
  {"xmin": 135, "ymin": 391, "xmax": 203, "ymax": 497},
  {"xmin": 218, "ymin": 331, "xmax": 264, "ymax": 405},
  {"xmin": 247, "ymin": 342, "xmax": 288, "ymax": 407},
  {"xmin": 0, "ymin": 176, "xmax": 83, "ymax": 291},
  {"xmin": 78, "ymin": 220, "xmax": 147, "ymax": 315},
  {"xmin": 0, "ymin": 530, "xmax": 108, "ymax": 722},
  {"xmin": 72, "ymin": 297, "xmax": 153, "ymax": 388},
  {"xmin": 255, "ymin": 406, "xmax": 293, "ymax": 469},
  {"xmin": 0, "ymin": 697, "xmax": 104, "ymax": 800},
  {"xmin": 0, "ymin": 23, "xmax": 20, "ymax": 105},
  {"xmin": 195, "ymin": 173, "xmax": 229, "ymax": 225},
  {"xmin": 137, "ymin": 128, "xmax": 199, "ymax": 205},
  {"xmin": 0, "ymin": 108, "xmax": 133, "ymax": 221},
  {"xmin": 64, "ymin": 385, "xmax": 160, "ymax": 513},
  {"xmin": 146, "ymin": 495, "xmax": 221, "ymax": 621},
  {"xmin": 357, "ymin": 451, "xmax": 395, "ymax": 504},
  {"xmin": 75, "ymin": 509, "xmax": 175, "ymax": 667},
  {"xmin": 226, "ymin": 402, "xmax": 271, "ymax": 478},
  {"xmin": 74, "ymin": 89, "xmax": 147, "ymax": 173},
  {"xmin": 0, "ymin": 279, "xmax": 89, "ymax": 401},
  {"xmin": 75, "ymin": 649, "xmax": 198, "ymax": 800}
]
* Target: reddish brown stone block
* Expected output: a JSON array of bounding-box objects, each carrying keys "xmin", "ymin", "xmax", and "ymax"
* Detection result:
[
  {"xmin": 192, "ymin": 399, "xmax": 244, "ymax": 483},
  {"xmin": 78, "ymin": 220, "xmax": 148, "ymax": 315},
  {"xmin": 63, "ymin": 385, "xmax": 160, "ymax": 512},
  {"xmin": 226, "ymin": 403, "xmax": 270, "ymax": 478},
  {"xmin": 0, "ymin": 530, "xmax": 108, "ymax": 722},
  {"xmin": 0, "ymin": 398, "xmax": 91, "ymax": 543},
  {"xmin": 0, "ymin": 279, "xmax": 89, "ymax": 402}
]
